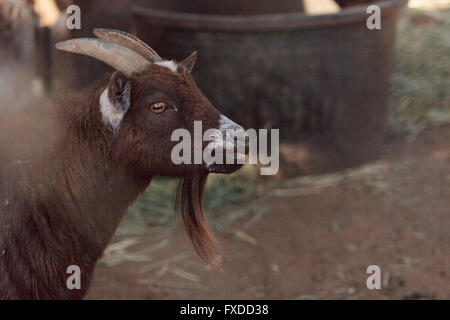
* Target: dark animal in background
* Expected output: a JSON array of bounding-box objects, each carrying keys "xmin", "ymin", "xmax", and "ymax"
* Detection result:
[{"xmin": 0, "ymin": 29, "xmax": 246, "ymax": 299}]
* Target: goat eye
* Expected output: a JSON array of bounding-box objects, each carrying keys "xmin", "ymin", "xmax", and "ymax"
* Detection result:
[{"xmin": 149, "ymin": 102, "xmax": 168, "ymax": 114}]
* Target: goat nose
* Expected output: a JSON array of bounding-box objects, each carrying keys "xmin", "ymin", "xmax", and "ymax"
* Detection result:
[{"xmin": 219, "ymin": 114, "xmax": 242, "ymax": 131}]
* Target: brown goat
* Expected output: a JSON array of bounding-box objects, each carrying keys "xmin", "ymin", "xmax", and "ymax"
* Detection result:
[{"xmin": 0, "ymin": 29, "xmax": 246, "ymax": 299}]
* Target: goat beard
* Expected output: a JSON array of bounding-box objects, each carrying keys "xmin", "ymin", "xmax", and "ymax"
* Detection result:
[{"xmin": 175, "ymin": 173, "xmax": 219, "ymax": 266}]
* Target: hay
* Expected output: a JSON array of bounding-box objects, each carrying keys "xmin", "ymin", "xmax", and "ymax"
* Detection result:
[
  {"xmin": 273, "ymin": 161, "xmax": 390, "ymax": 197},
  {"xmin": 228, "ymin": 229, "xmax": 258, "ymax": 246},
  {"xmin": 170, "ymin": 267, "xmax": 201, "ymax": 282},
  {"xmin": 100, "ymin": 238, "xmax": 155, "ymax": 267},
  {"xmin": 139, "ymin": 252, "xmax": 191, "ymax": 274}
]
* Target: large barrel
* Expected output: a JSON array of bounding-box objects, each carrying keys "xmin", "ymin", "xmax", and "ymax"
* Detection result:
[{"xmin": 132, "ymin": 0, "xmax": 408, "ymax": 166}]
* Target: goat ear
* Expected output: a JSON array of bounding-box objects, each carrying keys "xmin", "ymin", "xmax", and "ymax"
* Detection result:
[
  {"xmin": 108, "ymin": 71, "xmax": 130, "ymax": 111},
  {"xmin": 179, "ymin": 51, "xmax": 197, "ymax": 73},
  {"xmin": 100, "ymin": 71, "xmax": 131, "ymax": 131}
]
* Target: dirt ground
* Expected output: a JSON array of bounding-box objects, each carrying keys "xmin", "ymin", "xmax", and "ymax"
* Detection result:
[{"xmin": 86, "ymin": 125, "xmax": 449, "ymax": 300}]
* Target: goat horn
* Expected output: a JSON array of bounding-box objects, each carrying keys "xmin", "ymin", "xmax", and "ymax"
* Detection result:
[
  {"xmin": 55, "ymin": 38, "xmax": 151, "ymax": 77},
  {"xmin": 93, "ymin": 28, "xmax": 163, "ymax": 63}
]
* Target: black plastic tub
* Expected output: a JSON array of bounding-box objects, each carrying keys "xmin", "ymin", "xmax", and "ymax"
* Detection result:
[
  {"xmin": 132, "ymin": 0, "xmax": 408, "ymax": 165},
  {"xmin": 132, "ymin": 0, "xmax": 304, "ymax": 15}
]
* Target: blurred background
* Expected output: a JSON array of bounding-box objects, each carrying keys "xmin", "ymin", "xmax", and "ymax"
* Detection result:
[{"xmin": 0, "ymin": 0, "xmax": 448, "ymax": 299}]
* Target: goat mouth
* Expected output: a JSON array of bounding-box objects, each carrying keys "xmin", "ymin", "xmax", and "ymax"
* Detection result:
[
  {"xmin": 203, "ymin": 144, "xmax": 247, "ymax": 174},
  {"xmin": 206, "ymin": 162, "xmax": 244, "ymax": 174}
]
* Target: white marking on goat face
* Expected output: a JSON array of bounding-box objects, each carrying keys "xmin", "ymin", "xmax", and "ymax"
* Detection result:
[
  {"xmin": 204, "ymin": 115, "xmax": 246, "ymax": 169},
  {"xmin": 219, "ymin": 115, "xmax": 241, "ymax": 131},
  {"xmin": 99, "ymin": 88, "xmax": 129, "ymax": 132},
  {"xmin": 155, "ymin": 60, "xmax": 179, "ymax": 73}
]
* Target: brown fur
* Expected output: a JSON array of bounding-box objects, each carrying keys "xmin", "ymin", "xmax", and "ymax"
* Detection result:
[
  {"xmin": 0, "ymin": 63, "xmax": 242, "ymax": 299},
  {"xmin": 176, "ymin": 175, "xmax": 218, "ymax": 264}
]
